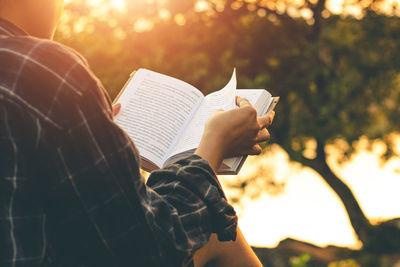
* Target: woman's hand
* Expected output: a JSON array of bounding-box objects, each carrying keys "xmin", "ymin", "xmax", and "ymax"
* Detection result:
[{"xmin": 195, "ymin": 96, "xmax": 275, "ymax": 172}]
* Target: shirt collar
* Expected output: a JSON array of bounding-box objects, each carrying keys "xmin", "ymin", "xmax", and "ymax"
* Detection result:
[{"xmin": 0, "ymin": 18, "xmax": 28, "ymax": 37}]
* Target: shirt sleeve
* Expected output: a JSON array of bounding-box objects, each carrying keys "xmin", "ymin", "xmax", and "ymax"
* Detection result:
[{"xmin": 143, "ymin": 155, "xmax": 238, "ymax": 265}]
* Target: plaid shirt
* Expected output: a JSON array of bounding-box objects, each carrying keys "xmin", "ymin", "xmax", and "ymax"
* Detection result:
[{"xmin": 0, "ymin": 18, "xmax": 237, "ymax": 267}]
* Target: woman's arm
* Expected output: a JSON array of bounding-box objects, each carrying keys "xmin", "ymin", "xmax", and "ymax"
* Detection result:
[
  {"xmin": 193, "ymin": 96, "xmax": 274, "ymax": 267},
  {"xmin": 193, "ymin": 227, "xmax": 262, "ymax": 267}
]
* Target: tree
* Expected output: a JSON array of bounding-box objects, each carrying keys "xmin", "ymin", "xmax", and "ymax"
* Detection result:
[
  {"xmin": 186, "ymin": 0, "xmax": 400, "ymax": 250},
  {"xmin": 55, "ymin": 0, "xmax": 400, "ymax": 260}
]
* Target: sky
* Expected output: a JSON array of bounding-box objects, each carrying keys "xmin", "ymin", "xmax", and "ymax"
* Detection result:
[{"xmin": 219, "ymin": 141, "xmax": 400, "ymax": 248}]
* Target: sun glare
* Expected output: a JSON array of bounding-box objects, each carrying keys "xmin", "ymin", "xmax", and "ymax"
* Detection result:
[
  {"xmin": 110, "ymin": 0, "xmax": 126, "ymax": 11},
  {"xmin": 87, "ymin": 0, "xmax": 102, "ymax": 6},
  {"xmin": 195, "ymin": 0, "xmax": 211, "ymax": 12},
  {"xmin": 134, "ymin": 18, "xmax": 154, "ymax": 32},
  {"xmin": 80, "ymin": 0, "xmax": 126, "ymax": 12}
]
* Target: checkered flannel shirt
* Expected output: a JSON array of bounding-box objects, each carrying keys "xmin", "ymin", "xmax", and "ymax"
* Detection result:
[{"xmin": 0, "ymin": 18, "xmax": 237, "ymax": 267}]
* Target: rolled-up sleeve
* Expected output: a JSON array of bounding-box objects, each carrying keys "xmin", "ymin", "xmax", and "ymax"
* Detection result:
[{"xmin": 143, "ymin": 155, "xmax": 238, "ymax": 265}]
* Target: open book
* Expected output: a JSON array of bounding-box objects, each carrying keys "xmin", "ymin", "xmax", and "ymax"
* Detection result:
[{"xmin": 114, "ymin": 68, "xmax": 279, "ymax": 174}]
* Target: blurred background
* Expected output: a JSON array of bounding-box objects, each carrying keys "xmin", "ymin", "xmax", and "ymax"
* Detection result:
[{"xmin": 56, "ymin": 0, "xmax": 400, "ymax": 265}]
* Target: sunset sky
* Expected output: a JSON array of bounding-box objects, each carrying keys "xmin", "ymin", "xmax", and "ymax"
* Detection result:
[{"xmin": 220, "ymin": 139, "xmax": 400, "ymax": 248}]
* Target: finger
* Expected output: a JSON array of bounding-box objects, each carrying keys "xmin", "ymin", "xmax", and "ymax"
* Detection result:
[
  {"xmin": 235, "ymin": 96, "xmax": 242, "ymax": 106},
  {"xmin": 236, "ymin": 96, "xmax": 252, "ymax": 108},
  {"xmin": 268, "ymin": 111, "xmax": 275, "ymax": 123},
  {"xmin": 245, "ymin": 144, "xmax": 263, "ymax": 155},
  {"xmin": 255, "ymin": 128, "xmax": 270, "ymax": 143},
  {"xmin": 112, "ymin": 103, "xmax": 121, "ymax": 116},
  {"xmin": 258, "ymin": 111, "xmax": 275, "ymax": 128},
  {"xmin": 267, "ymin": 111, "xmax": 275, "ymax": 127}
]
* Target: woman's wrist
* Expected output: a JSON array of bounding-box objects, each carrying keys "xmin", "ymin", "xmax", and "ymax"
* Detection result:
[{"xmin": 195, "ymin": 133, "xmax": 225, "ymax": 173}]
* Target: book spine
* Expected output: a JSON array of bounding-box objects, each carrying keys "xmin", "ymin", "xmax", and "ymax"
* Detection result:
[{"xmin": 113, "ymin": 70, "xmax": 137, "ymax": 104}]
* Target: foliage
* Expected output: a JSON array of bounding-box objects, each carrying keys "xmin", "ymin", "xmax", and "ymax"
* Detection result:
[
  {"xmin": 328, "ymin": 259, "xmax": 361, "ymax": 267},
  {"xmin": 290, "ymin": 253, "xmax": 312, "ymax": 267},
  {"xmin": 55, "ymin": 0, "xmax": 400, "ymax": 261},
  {"xmin": 56, "ymin": 1, "xmax": 400, "ymax": 159}
]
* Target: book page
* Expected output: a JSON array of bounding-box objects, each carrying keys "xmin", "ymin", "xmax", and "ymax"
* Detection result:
[
  {"xmin": 236, "ymin": 89, "xmax": 272, "ymax": 116},
  {"xmin": 114, "ymin": 69, "xmax": 204, "ymax": 167},
  {"xmin": 168, "ymin": 70, "xmax": 237, "ymax": 158}
]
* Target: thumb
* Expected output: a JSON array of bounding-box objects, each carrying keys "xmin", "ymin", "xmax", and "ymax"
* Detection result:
[{"xmin": 112, "ymin": 103, "xmax": 121, "ymax": 116}]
